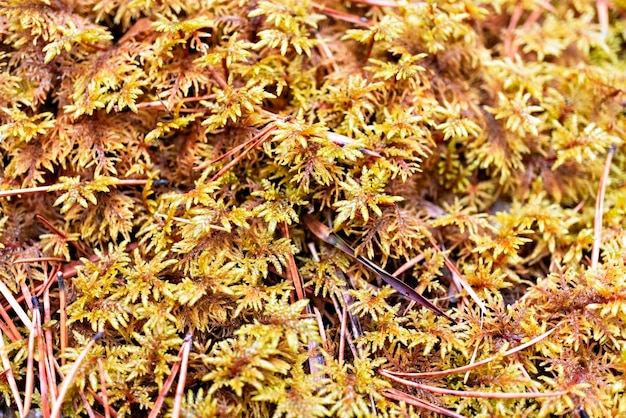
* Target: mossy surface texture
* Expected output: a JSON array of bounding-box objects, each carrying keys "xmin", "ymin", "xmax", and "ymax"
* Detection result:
[{"xmin": 2, "ymin": 0, "xmax": 626, "ymax": 417}]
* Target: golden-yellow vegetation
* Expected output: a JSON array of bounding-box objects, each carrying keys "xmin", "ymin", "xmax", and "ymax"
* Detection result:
[{"xmin": 1, "ymin": 0, "xmax": 625, "ymax": 416}]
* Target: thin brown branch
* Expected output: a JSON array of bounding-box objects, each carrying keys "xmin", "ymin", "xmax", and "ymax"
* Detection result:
[
  {"xmin": 280, "ymin": 221, "xmax": 306, "ymax": 301},
  {"xmin": 35, "ymin": 214, "xmax": 93, "ymax": 259},
  {"xmin": 97, "ymin": 359, "xmax": 111, "ymax": 418},
  {"xmin": 338, "ymin": 303, "xmax": 348, "ymax": 364},
  {"xmin": 384, "ymin": 326, "xmax": 557, "ymax": 379},
  {"xmin": 35, "ymin": 298, "xmax": 51, "ymax": 418},
  {"xmin": 195, "ymin": 118, "xmax": 289, "ymax": 177},
  {"xmin": 0, "ymin": 179, "xmax": 149, "ymax": 198},
  {"xmin": 380, "ymin": 369, "xmax": 568, "ymax": 399},
  {"xmin": 349, "ymin": 0, "xmax": 414, "ymax": 6},
  {"xmin": 591, "ymin": 146, "xmax": 616, "ymax": 269},
  {"xmin": 311, "ymin": 3, "xmax": 371, "ymax": 26},
  {"xmin": 312, "ymin": 305, "xmax": 327, "ymax": 346},
  {"xmin": 43, "ymin": 281, "xmax": 58, "ymax": 405},
  {"xmin": 51, "ymin": 332, "xmax": 103, "ymax": 418},
  {"xmin": 15, "ymin": 257, "xmax": 67, "ymax": 264},
  {"xmin": 36, "ymin": 215, "xmax": 69, "ymax": 240},
  {"xmin": 0, "ymin": 185, "xmax": 50, "ymax": 198},
  {"xmin": 0, "ymin": 304, "xmax": 20, "ymax": 342},
  {"xmin": 172, "ymin": 333, "xmax": 192, "ymax": 418},
  {"xmin": 391, "ymin": 253, "xmax": 426, "ymax": 277},
  {"xmin": 0, "ymin": 280, "xmax": 32, "ymax": 329},
  {"xmin": 597, "ymin": 0, "xmax": 609, "ymax": 36},
  {"xmin": 86, "ymin": 389, "xmax": 118, "ymax": 418},
  {"xmin": 20, "ymin": 282, "xmax": 34, "ymax": 312},
  {"xmin": 428, "ymin": 236, "xmax": 486, "ymax": 314},
  {"xmin": 314, "ymin": 32, "xmax": 340, "ymax": 73},
  {"xmin": 207, "ymin": 65, "xmax": 228, "ymax": 90},
  {"xmin": 24, "ymin": 303, "xmax": 37, "ymax": 417},
  {"xmin": 78, "ymin": 389, "xmax": 97, "ymax": 418},
  {"xmin": 382, "ymin": 388, "xmax": 466, "ymax": 418},
  {"xmin": 58, "ymin": 273, "xmax": 68, "ymax": 367},
  {"xmin": 504, "ymin": 3, "xmax": 524, "ymax": 59},
  {"xmin": 304, "ymin": 215, "xmax": 452, "ymax": 320},
  {"xmin": 148, "ymin": 342, "xmax": 185, "ymax": 418},
  {"xmin": 0, "ymin": 329, "xmax": 24, "ymax": 417}
]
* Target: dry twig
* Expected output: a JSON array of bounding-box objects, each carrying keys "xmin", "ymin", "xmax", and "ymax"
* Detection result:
[{"xmin": 51, "ymin": 332, "xmax": 103, "ymax": 418}]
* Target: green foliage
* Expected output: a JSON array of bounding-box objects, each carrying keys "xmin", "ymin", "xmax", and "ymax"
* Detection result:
[{"xmin": 1, "ymin": 0, "xmax": 626, "ymax": 417}]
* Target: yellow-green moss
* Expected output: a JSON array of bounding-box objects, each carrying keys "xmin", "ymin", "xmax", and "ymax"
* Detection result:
[{"xmin": 1, "ymin": 0, "xmax": 626, "ymax": 416}]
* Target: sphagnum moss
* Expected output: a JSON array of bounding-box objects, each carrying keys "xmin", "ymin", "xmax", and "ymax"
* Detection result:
[{"xmin": 1, "ymin": 0, "xmax": 626, "ymax": 416}]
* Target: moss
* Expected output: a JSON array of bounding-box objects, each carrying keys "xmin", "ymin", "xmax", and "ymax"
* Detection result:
[{"xmin": 1, "ymin": 0, "xmax": 626, "ymax": 416}]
